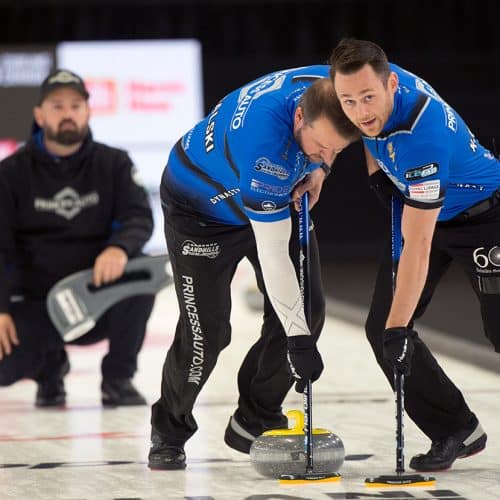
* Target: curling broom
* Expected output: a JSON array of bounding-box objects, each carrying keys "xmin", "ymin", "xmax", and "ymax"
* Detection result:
[
  {"xmin": 279, "ymin": 192, "xmax": 341, "ymax": 485},
  {"xmin": 365, "ymin": 196, "xmax": 435, "ymax": 488}
]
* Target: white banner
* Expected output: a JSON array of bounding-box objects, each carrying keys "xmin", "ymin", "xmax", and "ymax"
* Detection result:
[{"xmin": 57, "ymin": 39, "xmax": 204, "ymax": 252}]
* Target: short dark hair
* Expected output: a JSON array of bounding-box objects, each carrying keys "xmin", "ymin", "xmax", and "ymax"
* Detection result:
[
  {"xmin": 329, "ymin": 38, "xmax": 390, "ymax": 85},
  {"xmin": 298, "ymin": 78, "xmax": 360, "ymax": 141}
]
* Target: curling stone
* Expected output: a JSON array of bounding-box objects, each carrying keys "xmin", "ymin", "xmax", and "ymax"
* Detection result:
[{"xmin": 249, "ymin": 409, "xmax": 345, "ymax": 479}]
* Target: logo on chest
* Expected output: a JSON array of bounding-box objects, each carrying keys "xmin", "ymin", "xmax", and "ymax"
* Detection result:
[
  {"xmin": 34, "ymin": 187, "xmax": 100, "ymax": 220},
  {"xmin": 387, "ymin": 142, "xmax": 396, "ymax": 163}
]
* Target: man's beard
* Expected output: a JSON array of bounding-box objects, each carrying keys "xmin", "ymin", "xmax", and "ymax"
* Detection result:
[
  {"xmin": 294, "ymin": 126, "xmax": 318, "ymax": 163},
  {"xmin": 44, "ymin": 120, "xmax": 89, "ymax": 146}
]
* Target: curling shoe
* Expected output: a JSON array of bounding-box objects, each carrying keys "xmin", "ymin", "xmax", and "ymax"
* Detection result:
[
  {"xmin": 224, "ymin": 411, "xmax": 288, "ymax": 454},
  {"xmin": 410, "ymin": 416, "xmax": 487, "ymax": 471},
  {"xmin": 224, "ymin": 414, "xmax": 259, "ymax": 454},
  {"xmin": 35, "ymin": 355, "xmax": 70, "ymax": 407},
  {"xmin": 148, "ymin": 432, "xmax": 186, "ymax": 470},
  {"xmin": 35, "ymin": 377, "xmax": 66, "ymax": 407},
  {"xmin": 101, "ymin": 377, "xmax": 147, "ymax": 407}
]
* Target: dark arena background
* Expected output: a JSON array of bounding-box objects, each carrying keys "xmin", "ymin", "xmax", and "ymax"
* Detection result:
[{"xmin": 1, "ymin": 0, "xmax": 499, "ymax": 360}]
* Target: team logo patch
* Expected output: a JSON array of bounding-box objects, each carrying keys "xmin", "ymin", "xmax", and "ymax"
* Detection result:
[
  {"xmin": 388, "ymin": 142, "xmax": 396, "ymax": 163},
  {"xmin": 261, "ymin": 200, "xmax": 277, "ymax": 211},
  {"xmin": 408, "ymin": 180, "xmax": 441, "ymax": 201},
  {"xmin": 404, "ymin": 163, "xmax": 439, "ymax": 180},
  {"xmin": 181, "ymin": 240, "xmax": 220, "ymax": 259},
  {"xmin": 254, "ymin": 157, "xmax": 289, "ymax": 180}
]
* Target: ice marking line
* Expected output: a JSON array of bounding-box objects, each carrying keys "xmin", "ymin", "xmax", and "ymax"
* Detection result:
[{"xmin": 0, "ymin": 431, "xmax": 144, "ymax": 442}]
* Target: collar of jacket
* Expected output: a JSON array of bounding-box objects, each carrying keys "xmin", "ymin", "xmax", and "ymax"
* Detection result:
[{"xmin": 25, "ymin": 127, "xmax": 95, "ymax": 175}]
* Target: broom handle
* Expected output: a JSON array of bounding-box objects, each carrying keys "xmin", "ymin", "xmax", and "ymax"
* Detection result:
[
  {"xmin": 391, "ymin": 196, "xmax": 405, "ymax": 474},
  {"xmin": 299, "ymin": 192, "xmax": 314, "ymax": 473},
  {"xmin": 304, "ymin": 380, "xmax": 314, "ymax": 473},
  {"xmin": 395, "ymin": 371, "xmax": 405, "ymax": 473}
]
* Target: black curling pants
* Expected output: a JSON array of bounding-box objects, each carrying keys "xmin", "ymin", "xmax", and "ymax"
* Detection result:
[
  {"xmin": 150, "ymin": 203, "xmax": 325, "ymax": 446},
  {"xmin": 366, "ymin": 202, "xmax": 500, "ymax": 441}
]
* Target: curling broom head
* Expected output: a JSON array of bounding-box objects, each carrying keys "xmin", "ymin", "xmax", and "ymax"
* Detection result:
[
  {"xmin": 365, "ymin": 473, "xmax": 436, "ymax": 487},
  {"xmin": 279, "ymin": 470, "xmax": 341, "ymax": 484}
]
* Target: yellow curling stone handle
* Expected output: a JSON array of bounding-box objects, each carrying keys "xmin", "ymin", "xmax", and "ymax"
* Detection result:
[{"xmin": 262, "ymin": 409, "xmax": 330, "ymax": 436}]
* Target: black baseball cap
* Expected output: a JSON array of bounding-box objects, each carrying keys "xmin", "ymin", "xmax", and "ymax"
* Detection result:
[{"xmin": 38, "ymin": 69, "xmax": 90, "ymax": 104}]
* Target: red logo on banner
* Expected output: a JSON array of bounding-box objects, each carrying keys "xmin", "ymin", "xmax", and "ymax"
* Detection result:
[
  {"xmin": 82, "ymin": 79, "xmax": 186, "ymax": 114},
  {"xmin": 0, "ymin": 139, "xmax": 19, "ymax": 161},
  {"xmin": 127, "ymin": 81, "xmax": 185, "ymax": 112},
  {"xmin": 85, "ymin": 79, "xmax": 117, "ymax": 114}
]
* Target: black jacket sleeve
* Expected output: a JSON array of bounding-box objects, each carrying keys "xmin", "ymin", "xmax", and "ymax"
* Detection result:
[
  {"xmin": 0, "ymin": 172, "xmax": 16, "ymax": 313},
  {"xmin": 107, "ymin": 151, "xmax": 154, "ymax": 257}
]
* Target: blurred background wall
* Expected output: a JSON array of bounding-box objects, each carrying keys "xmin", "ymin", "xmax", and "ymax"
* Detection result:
[{"xmin": 1, "ymin": 0, "xmax": 499, "ymax": 351}]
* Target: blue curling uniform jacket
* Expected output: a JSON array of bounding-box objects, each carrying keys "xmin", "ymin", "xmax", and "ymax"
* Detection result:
[
  {"xmin": 161, "ymin": 65, "xmax": 329, "ymax": 225},
  {"xmin": 364, "ymin": 64, "xmax": 500, "ymax": 221}
]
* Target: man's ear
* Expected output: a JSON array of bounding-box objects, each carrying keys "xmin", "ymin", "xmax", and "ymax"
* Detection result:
[
  {"xmin": 33, "ymin": 106, "xmax": 43, "ymax": 127},
  {"xmin": 388, "ymin": 71, "xmax": 399, "ymax": 94},
  {"xmin": 294, "ymin": 106, "xmax": 304, "ymax": 130}
]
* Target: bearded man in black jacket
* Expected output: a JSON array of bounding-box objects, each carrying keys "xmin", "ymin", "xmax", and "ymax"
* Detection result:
[{"xmin": 0, "ymin": 69, "xmax": 155, "ymax": 407}]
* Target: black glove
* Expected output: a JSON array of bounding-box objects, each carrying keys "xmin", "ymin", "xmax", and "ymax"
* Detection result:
[
  {"xmin": 383, "ymin": 327, "xmax": 417, "ymax": 375},
  {"xmin": 368, "ymin": 170, "xmax": 402, "ymax": 211},
  {"xmin": 287, "ymin": 335, "xmax": 324, "ymax": 393}
]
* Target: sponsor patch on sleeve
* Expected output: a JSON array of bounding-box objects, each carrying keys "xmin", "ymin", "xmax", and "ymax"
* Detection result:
[
  {"xmin": 408, "ymin": 180, "xmax": 441, "ymax": 201},
  {"xmin": 254, "ymin": 157, "xmax": 289, "ymax": 180},
  {"xmin": 404, "ymin": 162, "xmax": 439, "ymax": 180}
]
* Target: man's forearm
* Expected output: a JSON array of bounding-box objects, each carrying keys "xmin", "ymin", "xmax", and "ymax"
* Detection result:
[
  {"xmin": 385, "ymin": 242, "xmax": 430, "ymax": 328},
  {"xmin": 250, "ymin": 218, "xmax": 309, "ymax": 337}
]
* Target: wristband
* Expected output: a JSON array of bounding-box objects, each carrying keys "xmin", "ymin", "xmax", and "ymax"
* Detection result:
[{"xmin": 319, "ymin": 163, "xmax": 331, "ymax": 178}]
